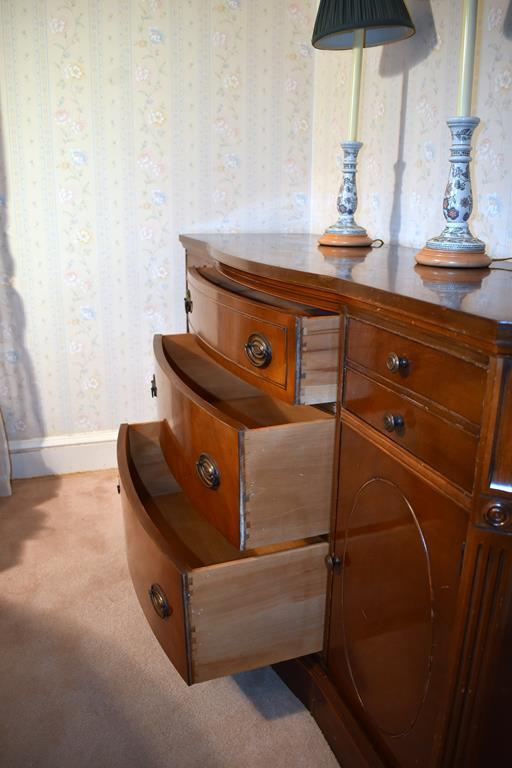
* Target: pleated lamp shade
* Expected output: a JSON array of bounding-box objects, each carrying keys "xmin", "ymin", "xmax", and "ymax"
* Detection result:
[{"xmin": 312, "ymin": 0, "xmax": 415, "ymax": 50}]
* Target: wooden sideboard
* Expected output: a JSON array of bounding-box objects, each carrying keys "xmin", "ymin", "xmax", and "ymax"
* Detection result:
[{"xmin": 118, "ymin": 234, "xmax": 511, "ymax": 768}]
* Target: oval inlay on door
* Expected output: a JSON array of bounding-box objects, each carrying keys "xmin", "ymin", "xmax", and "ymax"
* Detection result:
[{"xmin": 341, "ymin": 478, "xmax": 434, "ymax": 737}]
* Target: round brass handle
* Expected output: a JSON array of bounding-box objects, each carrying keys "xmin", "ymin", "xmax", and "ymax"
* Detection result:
[
  {"xmin": 244, "ymin": 333, "xmax": 272, "ymax": 369},
  {"xmin": 383, "ymin": 413, "xmax": 404, "ymax": 433},
  {"xmin": 149, "ymin": 584, "xmax": 172, "ymax": 620},
  {"xmin": 386, "ymin": 352, "xmax": 409, "ymax": 374},
  {"xmin": 196, "ymin": 453, "xmax": 220, "ymax": 490},
  {"xmin": 484, "ymin": 503, "xmax": 511, "ymax": 529}
]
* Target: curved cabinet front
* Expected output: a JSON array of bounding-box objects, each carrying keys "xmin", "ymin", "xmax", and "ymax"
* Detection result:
[
  {"xmin": 328, "ymin": 425, "xmax": 468, "ymax": 768},
  {"xmin": 341, "ymin": 477, "xmax": 434, "ymax": 738},
  {"xmin": 118, "ymin": 421, "xmax": 329, "ymax": 685}
]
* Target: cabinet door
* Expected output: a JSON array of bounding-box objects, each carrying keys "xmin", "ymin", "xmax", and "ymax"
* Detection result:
[{"xmin": 327, "ymin": 425, "xmax": 468, "ymax": 768}]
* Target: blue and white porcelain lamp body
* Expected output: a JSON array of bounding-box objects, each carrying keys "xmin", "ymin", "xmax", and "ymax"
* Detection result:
[{"xmin": 417, "ymin": 0, "xmax": 491, "ymax": 268}]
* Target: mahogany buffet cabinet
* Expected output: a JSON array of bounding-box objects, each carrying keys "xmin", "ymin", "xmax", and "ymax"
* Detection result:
[{"xmin": 118, "ymin": 234, "xmax": 512, "ymax": 768}]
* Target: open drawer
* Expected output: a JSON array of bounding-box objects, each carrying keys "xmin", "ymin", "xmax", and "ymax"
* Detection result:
[
  {"xmin": 187, "ymin": 266, "xmax": 341, "ymax": 405},
  {"xmin": 153, "ymin": 333, "xmax": 335, "ymax": 550},
  {"xmin": 118, "ymin": 421, "xmax": 329, "ymax": 685}
]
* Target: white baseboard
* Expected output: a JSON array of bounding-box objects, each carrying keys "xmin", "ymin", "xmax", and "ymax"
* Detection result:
[{"xmin": 8, "ymin": 430, "xmax": 118, "ymax": 479}]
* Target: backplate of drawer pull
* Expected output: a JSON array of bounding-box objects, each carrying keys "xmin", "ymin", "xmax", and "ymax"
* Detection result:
[
  {"xmin": 150, "ymin": 374, "xmax": 158, "ymax": 398},
  {"xmin": 196, "ymin": 453, "xmax": 221, "ymax": 490},
  {"xmin": 149, "ymin": 583, "xmax": 172, "ymax": 620},
  {"xmin": 482, "ymin": 500, "xmax": 512, "ymax": 531},
  {"xmin": 244, "ymin": 332, "xmax": 272, "ymax": 369}
]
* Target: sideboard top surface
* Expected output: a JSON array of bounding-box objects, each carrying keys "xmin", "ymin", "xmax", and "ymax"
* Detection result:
[{"xmin": 181, "ymin": 234, "xmax": 512, "ymax": 349}]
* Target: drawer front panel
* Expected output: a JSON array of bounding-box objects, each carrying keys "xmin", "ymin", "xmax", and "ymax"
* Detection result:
[
  {"xmin": 118, "ymin": 424, "xmax": 190, "ymax": 683},
  {"xmin": 347, "ymin": 318, "xmax": 486, "ymax": 424},
  {"xmin": 154, "ymin": 334, "xmax": 334, "ymax": 550},
  {"xmin": 154, "ymin": 337, "xmax": 242, "ymax": 549},
  {"xmin": 118, "ymin": 422, "xmax": 329, "ymax": 686},
  {"xmin": 328, "ymin": 425, "xmax": 468, "ymax": 768},
  {"xmin": 188, "ymin": 267, "xmax": 294, "ymax": 395},
  {"xmin": 344, "ymin": 369, "xmax": 478, "ymax": 491}
]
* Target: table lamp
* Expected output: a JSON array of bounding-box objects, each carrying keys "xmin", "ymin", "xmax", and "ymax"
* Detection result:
[
  {"xmin": 312, "ymin": 0, "xmax": 415, "ymax": 247},
  {"xmin": 416, "ymin": 0, "xmax": 491, "ymax": 268}
]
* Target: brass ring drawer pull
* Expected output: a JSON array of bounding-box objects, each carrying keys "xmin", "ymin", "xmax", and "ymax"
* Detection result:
[
  {"xmin": 383, "ymin": 413, "xmax": 404, "ymax": 433},
  {"xmin": 244, "ymin": 333, "xmax": 272, "ymax": 369},
  {"xmin": 196, "ymin": 453, "xmax": 220, "ymax": 490},
  {"xmin": 149, "ymin": 583, "xmax": 172, "ymax": 620},
  {"xmin": 386, "ymin": 352, "xmax": 409, "ymax": 373}
]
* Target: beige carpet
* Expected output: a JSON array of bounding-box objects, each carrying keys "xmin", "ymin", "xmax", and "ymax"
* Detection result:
[{"xmin": 0, "ymin": 469, "xmax": 338, "ymax": 768}]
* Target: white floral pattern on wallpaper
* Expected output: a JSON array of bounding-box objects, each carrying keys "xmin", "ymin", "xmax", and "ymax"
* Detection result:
[
  {"xmin": 50, "ymin": 2, "xmax": 102, "ymax": 432},
  {"xmin": 312, "ymin": 0, "xmax": 512, "ymax": 258},
  {"xmin": 1, "ymin": 1, "xmax": 511, "ymax": 443},
  {"xmin": 0, "ymin": 0, "xmax": 316, "ymax": 440}
]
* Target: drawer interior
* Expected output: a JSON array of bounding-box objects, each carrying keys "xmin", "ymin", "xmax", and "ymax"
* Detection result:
[
  {"xmin": 195, "ymin": 265, "xmax": 333, "ymax": 317},
  {"xmin": 160, "ymin": 334, "xmax": 332, "ymax": 429},
  {"xmin": 127, "ymin": 422, "xmax": 326, "ymax": 567}
]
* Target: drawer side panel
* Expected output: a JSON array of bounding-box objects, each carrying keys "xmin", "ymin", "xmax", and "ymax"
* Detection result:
[
  {"xmin": 188, "ymin": 541, "xmax": 329, "ymax": 683},
  {"xmin": 299, "ymin": 315, "xmax": 341, "ymax": 404},
  {"xmin": 243, "ymin": 418, "xmax": 335, "ymax": 548}
]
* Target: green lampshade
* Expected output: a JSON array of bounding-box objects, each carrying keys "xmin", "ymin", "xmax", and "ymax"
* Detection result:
[{"xmin": 312, "ymin": 0, "xmax": 415, "ymax": 50}]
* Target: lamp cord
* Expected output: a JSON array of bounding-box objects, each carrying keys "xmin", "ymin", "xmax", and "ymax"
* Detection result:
[{"xmin": 489, "ymin": 256, "xmax": 512, "ymax": 270}]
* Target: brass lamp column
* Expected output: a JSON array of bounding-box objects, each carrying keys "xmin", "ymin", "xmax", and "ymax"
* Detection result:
[{"xmin": 312, "ymin": 0, "xmax": 415, "ymax": 248}]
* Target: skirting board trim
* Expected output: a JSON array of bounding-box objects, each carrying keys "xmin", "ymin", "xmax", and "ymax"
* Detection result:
[{"xmin": 8, "ymin": 430, "xmax": 118, "ymax": 479}]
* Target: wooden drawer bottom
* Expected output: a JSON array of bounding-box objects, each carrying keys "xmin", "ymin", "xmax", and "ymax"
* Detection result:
[{"xmin": 118, "ymin": 421, "xmax": 329, "ymax": 684}]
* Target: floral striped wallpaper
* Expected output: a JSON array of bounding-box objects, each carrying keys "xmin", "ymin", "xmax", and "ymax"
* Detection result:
[
  {"xmin": 0, "ymin": 1, "xmax": 511, "ymax": 446},
  {"xmin": 0, "ymin": 0, "xmax": 316, "ymax": 441}
]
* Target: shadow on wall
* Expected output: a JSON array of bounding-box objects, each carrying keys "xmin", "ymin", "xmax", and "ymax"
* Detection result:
[
  {"xmin": 505, "ymin": 1, "xmax": 512, "ymax": 39},
  {"xmin": 0, "ymin": 103, "xmax": 48, "ymax": 482},
  {"xmin": 379, "ymin": 0, "xmax": 437, "ymax": 260}
]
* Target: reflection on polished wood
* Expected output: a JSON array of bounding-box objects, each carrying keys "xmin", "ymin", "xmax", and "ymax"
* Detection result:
[{"xmin": 180, "ymin": 234, "xmax": 512, "ymax": 343}]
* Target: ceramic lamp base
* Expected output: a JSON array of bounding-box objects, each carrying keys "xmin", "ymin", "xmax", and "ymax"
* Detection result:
[
  {"xmin": 322, "ymin": 141, "xmax": 373, "ymax": 250},
  {"xmin": 420, "ymin": 116, "xmax": 489, "ymax": 270},
  {"xmin": 318, "ymin": 232, "xmax": 373, "ymax": 248},
  {"xmin": 415, "ymin": 246, "xmax": 491, "ymax": 269}
]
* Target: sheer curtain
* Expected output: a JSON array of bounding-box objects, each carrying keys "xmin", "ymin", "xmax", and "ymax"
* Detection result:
[{"xmin": 0, "ymin": 409, "xmax": 11, "ymax": 496}]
